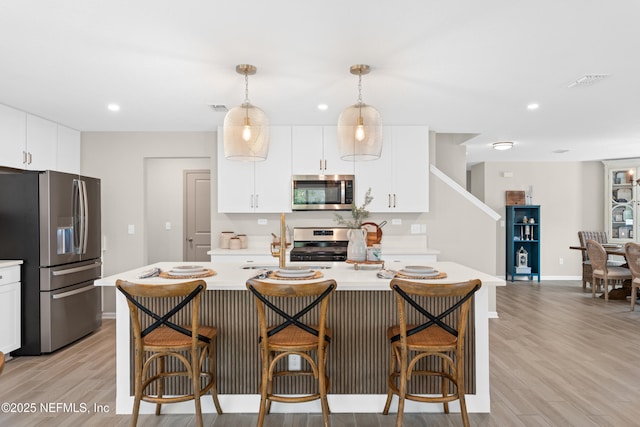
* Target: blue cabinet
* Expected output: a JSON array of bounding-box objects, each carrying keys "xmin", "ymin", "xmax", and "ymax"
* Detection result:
[{"xmin": 506, "ymin": 205, "xmax": 540, "ymax": 282}]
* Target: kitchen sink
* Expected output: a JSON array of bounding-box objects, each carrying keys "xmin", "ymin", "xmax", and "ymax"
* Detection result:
[{"xmin": 241, "ymin": 264, "xmax": 332, "ymax": 270}]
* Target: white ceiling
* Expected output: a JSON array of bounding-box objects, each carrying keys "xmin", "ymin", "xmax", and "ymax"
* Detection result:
[{"xmin": 2, "ymin": 1, "xmax": 640, "ymax": 166}]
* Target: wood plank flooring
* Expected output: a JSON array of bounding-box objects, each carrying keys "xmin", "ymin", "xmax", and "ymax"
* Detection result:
[{"xmin": 1, "ymin": 280, "xmax": 640, "ymax": 426}]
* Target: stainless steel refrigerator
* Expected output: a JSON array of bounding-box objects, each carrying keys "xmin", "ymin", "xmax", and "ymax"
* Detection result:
[{"xmin": 0, "ymin": 170, "xmax": 102, "ymax": 355}]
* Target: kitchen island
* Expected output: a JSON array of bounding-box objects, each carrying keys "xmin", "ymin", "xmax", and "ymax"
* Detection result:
[{"xmin": 96, "ymin": 260, "xmax": 504, "ymax": 415}]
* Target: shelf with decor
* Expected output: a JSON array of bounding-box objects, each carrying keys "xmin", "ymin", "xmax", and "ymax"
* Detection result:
[
  {"xmin": 603, "ymin": 160, "xmax": 639, "ymax": 242},
  {"xmin": 505, "ymin": 205, "xmax": 540, "ymax": 282}
]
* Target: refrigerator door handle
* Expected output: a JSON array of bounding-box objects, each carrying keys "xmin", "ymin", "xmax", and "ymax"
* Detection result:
[
  {"xmin": 51, "ymin": 261, "xmax": 102, "ymax": 276},
  {"xmin": 80, "ymin": 179, "xmax": 89, "ymax": 254},
  {"xmin": 51, "ymin": 284, "xmax": 96, "ymax": 300}
]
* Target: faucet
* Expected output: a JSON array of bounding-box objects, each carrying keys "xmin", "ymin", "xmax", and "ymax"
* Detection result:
[{"xmin": 271, "ymin": 213, "xmax": 287, "ymax": 268}]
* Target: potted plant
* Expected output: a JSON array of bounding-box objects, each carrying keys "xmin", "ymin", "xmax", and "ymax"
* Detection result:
[{"xmin": 334, "ymin": 189, "xmax": 373, "ymax": 261}]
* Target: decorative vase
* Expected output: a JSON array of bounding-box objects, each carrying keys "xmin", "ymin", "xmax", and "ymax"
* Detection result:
[{"xmin": 347, "ymin": 228, "xmax": 367, "ymax": 262}]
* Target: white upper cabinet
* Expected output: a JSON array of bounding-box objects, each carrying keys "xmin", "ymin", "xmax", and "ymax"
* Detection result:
[
  {"xmin": 26, "ymin": 114, "xmax": 57, "ymax": 170},
  {"xmin": 356, "ymin": 126, "xmax": 429, "ymax": 213},
  {"xmin": 56, "ymin": 125, "xmax": 81, "ymax": 174},
  {"xmin": 0, "ymin": 104, "xmax": 27, "ymax": 169},
  {"xmin": 0, "ymin": 104, "xmax": 80, "ymax": 173},
  {"xmin": 217, "ymin": 126, "xmax": 292, "ymax": 213},
  {"xmin": 291, "ymin": 125, "xmax": 355, "ymax": 175}
]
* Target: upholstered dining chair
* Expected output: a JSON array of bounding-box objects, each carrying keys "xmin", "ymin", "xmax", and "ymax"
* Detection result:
[
  {"xmin": 585, "ymin": 239, "xmax": 632, "ymax": 301},
  {"xmin": 116, "ymin": 279, "xmax": 222, "ymax": 427},
  {"xmin": 577, "ymin": 231, "xmax": 609, "ymax": 290},
  {"xmin": 624, "ymin": 242, "xmax": 640, "ymax": 310},
  {"xmin": 382, "ymin": 278, "xmax": 482, "ymax": 427},
  {"xmin": 246, "ymin": 278, "xmax": 337, "ymax": 427}
]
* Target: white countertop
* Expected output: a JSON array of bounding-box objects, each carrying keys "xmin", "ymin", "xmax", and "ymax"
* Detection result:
[
  {"xmin": 0, "ymin": 260, "xmax": 23, "ymax": 268},
  {"xmin": 96, "ymin": 260, "xmax": 504, "ymax": 291}
]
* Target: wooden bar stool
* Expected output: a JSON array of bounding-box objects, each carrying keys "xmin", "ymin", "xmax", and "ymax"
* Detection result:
[
  {"xmin": 246, "ymin": 278, "xmax": 337, "ymax": 427},
  {"xmin": 116, "ymin": 279, "xmax": 222, "ymax": 427},
  {"xmin": 383, "ymin": 278, "xmax": 481, "ymax": 427}
]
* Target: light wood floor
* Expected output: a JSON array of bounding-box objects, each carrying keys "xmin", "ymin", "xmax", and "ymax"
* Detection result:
[{"xmin": 2, "ymin": 280, "xmax": 640, "ymax": 426}]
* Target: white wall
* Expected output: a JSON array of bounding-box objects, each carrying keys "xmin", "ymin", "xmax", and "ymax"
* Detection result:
[
  {"xmin": 470, "ymin": 161, "xmax": 604, "ymax": 278},
  {"xmin": 81, "ymin": 131, "xmax": 215, "ymax": 314},
  {"xmin": 145, "ymin": 157, "xmax": 211, "ymax": 264}
]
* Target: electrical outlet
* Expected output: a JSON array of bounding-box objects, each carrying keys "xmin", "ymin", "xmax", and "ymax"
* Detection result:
[
  {"xmin": 165, "ymin": 221, "xmax": 171, "ymax": 230},
  {"xmin": 127, "ymin": 224, "xmax": 135, "ymax": 235},
  {"xmin": 288, "ymin": 354, "xmax": 301, "ymax": 371},
  {"xmin": 258, "ymin": 218, "xmax": 268, "ymax": 225},
  {"xmin": 559, "ymin": 257, "xmax": 564, "ymax": 265}
]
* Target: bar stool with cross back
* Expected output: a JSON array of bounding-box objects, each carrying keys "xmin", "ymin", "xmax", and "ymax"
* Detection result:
[
  {"xmin": 116, "ymin": 279, "xmax": 223, "ymax": 427},
  {"xmin": 382, "ymin": 278, "xmax": 482, "ymax": 427},
  {"xmin": 246, "ymin": 278, "xmax": 337, "ymax": 427}
]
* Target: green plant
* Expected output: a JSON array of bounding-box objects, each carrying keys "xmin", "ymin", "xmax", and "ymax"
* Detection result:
[{"xmin": 334, "ymin": 188, "xmax": 373, "ymax": 228}]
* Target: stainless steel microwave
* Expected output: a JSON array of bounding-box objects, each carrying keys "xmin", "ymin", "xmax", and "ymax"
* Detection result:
[{"xmin": 291, "ymin": 175, "xmax": 354, "ymax": 211}]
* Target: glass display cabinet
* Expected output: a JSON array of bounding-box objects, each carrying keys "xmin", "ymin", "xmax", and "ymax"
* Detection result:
[{"xmin": 603, "ymin": 161, "xmax": 639, "ymax": 243}]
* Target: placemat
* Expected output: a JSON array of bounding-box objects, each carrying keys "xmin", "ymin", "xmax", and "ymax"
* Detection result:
[
  {"xmin": 395, "ymin": 271, "xmax": 448, "ymax": 280},
  {"xmin": 267, "ymin": 270, "xmax": 324, "ymax": 281},
  {"xmin": 159, "ymin": 269, "xmax": 216, "ymax": 279}
]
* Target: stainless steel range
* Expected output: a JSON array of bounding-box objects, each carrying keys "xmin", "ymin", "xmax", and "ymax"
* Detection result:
[{"xmin": 290, "ymin": 227, "xmax": 349, "ymax": 262}]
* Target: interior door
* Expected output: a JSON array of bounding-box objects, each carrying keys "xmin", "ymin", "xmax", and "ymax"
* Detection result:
[{"xmin": 184, "ymin": 170, "xmax": 211, "ymax": 261}]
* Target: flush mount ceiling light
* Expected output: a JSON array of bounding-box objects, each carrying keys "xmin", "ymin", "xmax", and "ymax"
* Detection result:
[
  {"xmin": 223, "ymin": 64, "xmax": 269, "ymax": 161},
  {"xmin": 337, "ymin": 64, "xmax": 382, "ymax": 161},
  {"xmin": 492, "ymin": 141, "xmax": 514, "ymax": 151}
]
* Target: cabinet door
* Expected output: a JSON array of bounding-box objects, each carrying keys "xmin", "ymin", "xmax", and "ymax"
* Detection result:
[
  {"xmin": 322, "ymin": 125, "xmax": 355, "ymax": 175},
  {"xmin": 355, "ymin": 127, "xmax": 393, "ymax": 211},
  {"xmin": 391, "ymin": 126, "xmax": 429, "ymax": 212},
  {"xmin": 217, "ymin": 130, "xmax": 255, "ymax": 213},
  {"xmin": 291, "ymin": 126, "xmax": 324, "ymax": 174},
  {"xmin": 26, "ymin": 114, "xmax": 57, "ymax": 170},
  {"xmin": 254, "ymin": 126, "xmax": 292, "ymax": 212},
  {"xmin": 355, "ymin": 126, "xmax": 429, "ymax": 213},
  {"xmin": 0, "ymin": 104, "xmax": 27, "ymax": 169},
  {"xmin": 56, "ymin": 125, "xmax": 81, "ymax": 174},
  {"xmin": 0, "ymin": 268, "xmax": 21, "ymax": 354},
  {"xmin": 606, "ymin": 165, "xmax": 637, "ymax": 242}
]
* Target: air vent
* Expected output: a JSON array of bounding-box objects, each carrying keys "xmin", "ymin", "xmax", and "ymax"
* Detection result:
[
  {"xmin": 208, "ymin": 104, "xmax": 228, "ymax": 112},
  {"xmin": 567, "ymin": 74, "xmax": 609, "ymax": 88}
]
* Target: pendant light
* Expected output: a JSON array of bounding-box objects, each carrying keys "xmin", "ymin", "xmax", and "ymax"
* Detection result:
[
  {"xmin": 337, "ymin": 64, "xmax": 382, "ymax": 161},
  {"xmin": 223, "ymin": 64, "xmax": 269, "ymax": 161}
]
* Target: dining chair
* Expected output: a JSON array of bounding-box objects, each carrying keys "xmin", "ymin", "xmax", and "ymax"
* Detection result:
[
  {"xmin": 585, "ymin": 239, "xmax": 632, "ymax": 301},
  {"xmin": 577, "ymin": 231, "xmax": 610, "ymax": 290},
  {"xmin": 116, "ymin": 279, "xmax": 222, "ymax": 427},
  {"xmin": 382, "ymin": 278, "xmax": 482, "ymax": 427},
  {"xmin": 624, "ymin": 242, "xmax": 640, "ymax": 310},
  {"xmin": 246, "ymin": 278, "xmax": 337, "ymax": 427},
  {"xmin": 0, "ymin": 352, "xmax": 4, "ymax": 375}
]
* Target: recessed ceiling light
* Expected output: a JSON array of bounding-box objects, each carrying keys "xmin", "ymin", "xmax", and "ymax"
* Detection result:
[
  {"xmin": 527, "ymin": 103, "xmax": 539, "ymax": 110},
  {"xmin": 107, "ymin": 103, "xmax": 120, "ymax": 112},
  {"xmin": 317, "ymin": 103, "xmax": 328, "ymax": 111},
  {"xmin": 492, "ymin": 141, "xmax": 514, "ymax": 151}
]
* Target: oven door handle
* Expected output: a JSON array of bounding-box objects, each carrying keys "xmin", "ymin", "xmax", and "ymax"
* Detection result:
[{"xmin": 51, "ymin": 284, "xmax": 97, "ymax": 300}]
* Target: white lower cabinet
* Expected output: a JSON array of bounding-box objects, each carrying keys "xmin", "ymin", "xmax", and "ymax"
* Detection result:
[
  {"xmin": 0, "ymin": 263, "xmax": 21, "ymax": 354},
  {"xmin": 356, "ymin": 126, "xmax": 429, "ymax": 212},
  {"xmin": 217, "ymin": 126, "xmax": 292, "ymax": 213}
]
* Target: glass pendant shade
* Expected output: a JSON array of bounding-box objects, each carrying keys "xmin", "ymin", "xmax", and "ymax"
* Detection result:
[
  {"xmin": 223, "ymin": 103, "xmax": 269, "ymax": 161},
  {"xmin": 337, "ymin": 64, "xmax": 382, "ymax": 161},
  {"xmin": 223, "ymin": 64, "xmax": 269, "ymax": 161},
  {"xmin": 338, "ymin": 103, "xmax": 383, "ymax": 161}
]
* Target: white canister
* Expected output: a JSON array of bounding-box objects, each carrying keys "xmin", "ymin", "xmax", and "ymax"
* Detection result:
[
  {"xmin": 219, "ymin": 231, "xmax": 234, "ymax": 249},
  {"xmin": 367, "ymin": 244, "xmax": 382, "ymax": 262},
  {"xmin": 237, "ymin": 234, "xmax": 248, "ymax": 249},
  {"xmin": 229, "ymin": 237, "xmax": 242, "ymax": 250}
]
